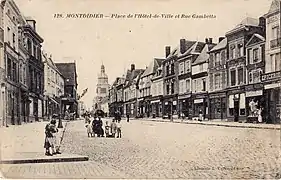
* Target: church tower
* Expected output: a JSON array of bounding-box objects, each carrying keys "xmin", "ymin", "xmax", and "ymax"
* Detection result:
[{"xmin": 94, "ymin": 64, "xmax": 109, "ymax": 112}]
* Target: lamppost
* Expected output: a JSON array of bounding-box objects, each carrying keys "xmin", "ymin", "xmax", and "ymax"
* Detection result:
[
  {"xmin": 1, "ymin": 82, "xmax": 7, "ymax": 127},
  {"xmin": 57, "ymin": 90, "xmax": 63, "ymax": 128}
]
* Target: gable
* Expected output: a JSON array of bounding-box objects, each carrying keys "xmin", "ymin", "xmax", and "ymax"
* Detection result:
[{"xmin": 246, "ymin": 34, "xmax": 265, "ymax": 47}]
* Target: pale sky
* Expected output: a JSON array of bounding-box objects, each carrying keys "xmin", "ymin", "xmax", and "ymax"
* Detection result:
[{"xmin": 14, "ymin": 0, "xmax": 272, "ymax": 108}]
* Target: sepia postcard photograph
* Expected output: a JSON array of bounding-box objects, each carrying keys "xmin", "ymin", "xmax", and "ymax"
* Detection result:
[{"xmin": 0, "ymin": 0, "xmax": 280, "ymax": 179}]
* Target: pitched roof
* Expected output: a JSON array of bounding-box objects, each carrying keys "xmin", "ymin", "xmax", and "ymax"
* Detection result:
[
  {"xmin": 226, "ymin": 17, "xmax": 260, "ymax": 35},
  {"xmin": 55, "ymin": 63, "xmax": 77, "ymax": 86},
  {"xmin": 209, "ymin": 38, "xmax": 227, "ymax": 52},
  {"xmin": 124, "ymin": 69, "xmax": 145, "ymax": 87},
  {"xmin": 141, "ymin": 58, "xmax": 164, "ymax": 77},
  {"xmin": 193, "ymin": 43, "xmax": 216, "ymax": 65},
  {"xmin": 167, "ymin": 40, "xmax": 197, "ymax": 58},
  {"xmin": 42, "ymin": 53, "xmax": 62, "ymax": 76},
  {"xmin": 268, "ymin": 0, "xmax": 280, "ymax": 14}
]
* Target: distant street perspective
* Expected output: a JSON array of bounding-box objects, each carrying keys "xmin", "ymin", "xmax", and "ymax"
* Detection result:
[{"xmin": 0, "ymin": 0, "xmax": 281, "ymax": 179}]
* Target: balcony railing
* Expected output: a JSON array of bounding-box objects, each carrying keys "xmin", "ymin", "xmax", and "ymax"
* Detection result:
[
  {"xmin": 261, "ymin": 70, "xmax": 281, "ymax": 82},
  {"xmin": 270, "ymin": 38, "xmax": 281, "ymax": 49}
]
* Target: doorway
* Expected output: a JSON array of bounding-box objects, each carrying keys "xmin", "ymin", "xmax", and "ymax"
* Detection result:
[{"xmin": 234, "ymin": 100, "xmax": 239, "ymax": 122}]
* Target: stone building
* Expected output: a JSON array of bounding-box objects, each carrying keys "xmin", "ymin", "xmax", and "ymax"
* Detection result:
[
  {"xmin": 208, "ymin": 37, "xmax": 228, "ymax": 120},
  {"xmin": 3, "ymin": 0, "xmax": 22, "ymax": 125},
  {"xmin": 225, "ymin": 17, "xmax": 265, "ymax": 122},
  {"xmin": 262, "ymin": 0, "xmax": 281, "ymax": 124},
  {"xmin": 0, "ymin": 0, "xmax": 5, "ymax": 126},
  {"xmin": 191, "ymin": 39, "xmax": 216, "ymax": 120},
  {"xmin": 56, "ymin": 62, "xmax": 78, "ymax": 118},
  {"xmin": 138, "ymin": 59, "xmax": 162, "ymax": 118},
  {"xmin": 24, "ymin": 17, "xmax": 44, "ymax": 122},
  {"xmin": 42, "ymin": 52, "xmax": 64, "ymax": 120}
]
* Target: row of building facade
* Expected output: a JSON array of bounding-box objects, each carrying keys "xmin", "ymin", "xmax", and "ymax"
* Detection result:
[
  {"xmin": 0, "ymin": 0, "xmax": 80, "ymax": 127},
  {"xmin": 109, "ymin": 0, "xmax": 281, "ymax": 124}
]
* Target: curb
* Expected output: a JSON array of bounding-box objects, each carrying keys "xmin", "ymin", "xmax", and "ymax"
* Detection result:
[
  {"xmin": 0, "ymin": 155, "xmax": 89, "ymax": 164},
  {"xmin": 143, "ymin": 119, "xmax": 281, "ymax": 130}
]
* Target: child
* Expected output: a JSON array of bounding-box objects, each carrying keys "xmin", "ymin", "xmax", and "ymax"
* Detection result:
[
  {"xmin": 110, "ymin": 119, "xmax": 117, "ymax": 138},
  {"xmin": 85, "ymin": 121, "xmax": 93, "ymax": 137},
  {"xmin": 104, "ymin": 121, "xmax": 110, "ymax": 137},
  {"xmin": 116, "ymin": 120, "xmax": 122, "ymax": 138}
]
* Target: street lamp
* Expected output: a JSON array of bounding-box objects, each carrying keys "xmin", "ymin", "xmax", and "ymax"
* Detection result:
[{"xmin": 57, "ymin": 90, "xmax": 63, "ymax": 128}]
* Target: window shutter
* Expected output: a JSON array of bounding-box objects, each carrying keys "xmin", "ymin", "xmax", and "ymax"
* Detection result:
[{"xmin": 258, "ymin": 46, "xmax": 262, "ymax": 62}]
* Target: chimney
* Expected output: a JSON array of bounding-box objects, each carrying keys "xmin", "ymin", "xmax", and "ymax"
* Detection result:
[
  {"xmin": 26, "ymin": 19, "xmax": 36, "ymax": 31},
  {"xmin": 218, "ymin": 37, "xmax": 225, "ymax": 43},
  {"xmin": 259, "ymin": 17, "xmax": 266, "ymax": 28},
  {"xmin": 208, "ymin": 38, "xmax": 213, "ymax": 44},
  {"xmin": 205, "ymin": 38, "xmax": 209, "ymax": 44},
  {"xmin": 131, "ymin": 64, "xmax": 135, "ymax": 71},
  {"xmin": 165, "ymin": 46, "xmax": 171, "ymax": 58},
  {"xmin": 180, "ymin": 39, "xmax": 186, "ymax": 54}
]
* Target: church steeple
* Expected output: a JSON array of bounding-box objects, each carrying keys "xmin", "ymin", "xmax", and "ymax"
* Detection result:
[{"xmin": 101, "ymin": 64, "xmax": 105, "ymax": 73}]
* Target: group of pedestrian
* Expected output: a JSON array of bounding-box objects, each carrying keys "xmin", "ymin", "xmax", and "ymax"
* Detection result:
[
  {"xmin": 44, "ymin": 119, "xmax": 61, "ymax": 156},
  {"xmin": 85, "ymin": 116, "xmax": 122, "ymax": 138}
]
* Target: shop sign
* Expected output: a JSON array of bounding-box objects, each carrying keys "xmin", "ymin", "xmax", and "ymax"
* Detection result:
[
  {"xmin": 194, "ymin": 99, "xmax": 204, "ymax": 104},
  {"xmin": 264, "ymin": 83, "xmax": 281, "ymax": 89},
  {"xmin": 151, "ymin": 99, "xmax": 160, "ymax": 103},
  {"xmin": 245, "ymin": 90, "xmax": 263, "ymax": 97},
  {"xmin": 262, "ymin": 71, "xmax": 281, "ymax": 82}
]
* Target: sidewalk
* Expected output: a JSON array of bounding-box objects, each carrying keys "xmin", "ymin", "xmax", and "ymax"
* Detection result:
[
  {"xmin": 127, "ymin": 117, "xmax": 280, "ymax": 130},
  {"xmin": 0, "ymin": 120, "xmax": 88, "ymax": 164}
]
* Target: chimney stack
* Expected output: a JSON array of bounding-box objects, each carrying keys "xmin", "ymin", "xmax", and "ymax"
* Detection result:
[
  {"xmin": 259, "ymin": 16, "xmax": 266, "ymax": 28},
  {"xmin": 26, "ymin": 18, "xmax": 36, "ymax": 31},
  {"xmin": 131, "ymin": 64, "xmax": 135, "ymax": 71},
  {"xmin": 208, "ymin": 38, "xmax": 213, "ymax": 44},
  {"xmin": 218, "ymin": 37, "xmax": 225, "ymax": 43},
  {"xmin": 165, "ymin": 46, "xmax": 171, "ymax": 58},
  {"xmin": 180, "ymin": 39, "xmax": 186, "ymax": 54},
  {"xmin": 205, "ymin": 38, "xmax": 209, "ymax": 44}
]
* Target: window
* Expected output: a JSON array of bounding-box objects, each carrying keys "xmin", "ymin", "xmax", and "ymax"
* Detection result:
[
  {"xmin": 238, "ymin": 67, "xmax": 244, "ymax": 85},
  {"xmin": 249, "ymin": 72, "xmax": 253, "ymax": 83},
  {"xmin": 186, "ymin": 79, "xmax": 190, "ymax": 92},
  {"xmin": 33, "ymin": 45, "xmax": 36, "ymax": 57},
  {"xmin": 230, "ymin": 46, "xmax": 235, "ymax": 59},
  {"xmin": 166, "ymin": 84, "xmax": 169, "ymax": 95},
  {"xmin": 7, "ymin": 58, "xmax": 11, "ymax": 79},
  {"xmin": 199, "ymin": 64, "xmax": 203, "ymax": 72},
  {"xmin": 202, "ymin": 78, "xmax": 206, "ymax": 91},
  {"xmin": 12, "ymin": 62, "xmax": 16, "ymax": 82},
  {"xmin": 27, "ymin": 39, "xmax": 32, "ymax": 54},
  {"xmin": 179, "ymin": 80, "xmax": 183, "ymax": 94},
  {"xmin": 179, "ymin": 62, "xmax": 184, "ymax": 75},
  {"xmin": 270, "ymin": 54, "xmax": 275, "ymax": 72},
  {"xmin": 221, "ymin": 51, "xmax": 226, "ymax": 64},
  {"xmin": 166, "ymin": 65, "xmax": 169, "ymax": 76},
  {"xmin": 185, "ymin": 61, "xmax": 190, "ymax": 72},
  {"xmin": 171, "ymin": 64, "xmax": 174, "ymax": 74},
  {"xmin": 253, "ymin": 48, "xmax": 259, "ymax": 62},
  {"xmin": 193, "ymin": 80, "xmax": 197, "ymax": 92},
  {"xmin": 272, "ymin": 26, "xmax": 279, "ymax": 40},
  {"xmin": 12, "ymin": 33, "xmax": 15, "ymax": 48},
  {"xmin": 238, "ymin": 44, "xmax": 243, "ymax": 57},
  {"xmin": 214, "ymin": 73, "xmax": 221, "ymax": 90},
  {"xmin": 230, "ymin": 69, "xmax": 236, "ymax": 86},
  {"xmin": 7, "ymin": 27, "xmax": 10, "ymax": 44},
  {"xmin": 275, "ymin": 53, "xmax": 281, "ymax": 71},
  {"xmin": 171, "ymin": 82, "xmax": 174, "ymax": 94},
  {"xmin": 215, "ymin": 53, "xmax": 220, "ymax": 66}
]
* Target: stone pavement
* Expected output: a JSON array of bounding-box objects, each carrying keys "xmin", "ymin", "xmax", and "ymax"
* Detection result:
[
  {"xmin": 134, "ymin": 117, "xmax": 281, "ymax": 130},
  {"xmin": 1, "ymin": 119, "xmax": 280, "ymax": 179},
  {"xmin": 0, "ymin": 120, "xmax": 88, "ymax": 164}
]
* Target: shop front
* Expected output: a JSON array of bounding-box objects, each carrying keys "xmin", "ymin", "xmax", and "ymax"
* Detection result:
[
  {"xmin": 209, "ymin": 92, "xmax": 226, "ymax": 120},
  {"xmin": 264, "ymin": 82, "xmax": 281, "ymax": 124},
  {"xmin": 192, "ymin": 93, "xmax": 208, "ymax": 120},
  {"xmin": 162, "ymin": 95, "xmax": 178, "ymax": 119},
  {"xmin": 245, "ymin": 85, "xmax": 264, "ymax": 123},
  {"xmin": 227, "ymin": 88, "xmax": 246, "ymax": 122},
  {"xmin": 151, "ymin": 97, "xmax": 162, "ymax": 118},
  {"xmin": 178, "ymin": 94, "xmax": 192, "ymax": 119}
]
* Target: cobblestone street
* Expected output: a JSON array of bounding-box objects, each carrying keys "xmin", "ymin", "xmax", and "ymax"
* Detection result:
[{"xmin": 2, "ymin": 119, "xmax": 281, "ymax": 179}]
